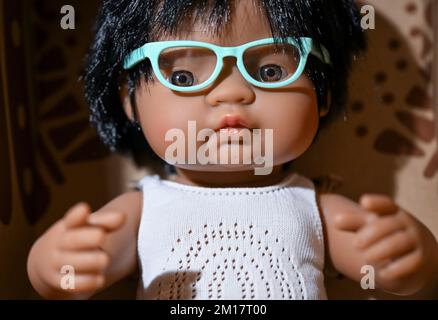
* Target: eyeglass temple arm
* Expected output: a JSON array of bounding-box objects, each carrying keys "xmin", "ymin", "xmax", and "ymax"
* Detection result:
[{"xmin": 310, "ymin": 43, "xmax": 332, "ymax": 66}]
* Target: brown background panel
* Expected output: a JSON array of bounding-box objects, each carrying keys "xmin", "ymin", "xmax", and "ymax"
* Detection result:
[
  {"xmin": 4, "ymin": 0, "xmax": 46, "ymax": 226},
  {"xmin": 0, "ymin": 16, "xmax": 12, "ymax": 225},
  {"xmin": 0, "ymin": 0, "xmax": 36, "ymax": 299}
]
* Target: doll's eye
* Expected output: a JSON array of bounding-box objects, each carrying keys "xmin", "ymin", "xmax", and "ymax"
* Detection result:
[
  {"xmin": 258, "ymin": 64, "xmax": 287, "ymax": 82},
  {"xmin": 170, "ymin": 70, "xmax": 195, "ymax": 87}
]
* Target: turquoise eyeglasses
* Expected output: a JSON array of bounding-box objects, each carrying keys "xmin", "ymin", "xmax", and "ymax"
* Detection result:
[{"xmin": 123, "ymin": 37, "xmax": 331, "ymax": 92}]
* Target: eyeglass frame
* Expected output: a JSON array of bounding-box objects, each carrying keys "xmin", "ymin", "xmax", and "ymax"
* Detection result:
[{"xmin": 123, "ymin": 37, "xmax": 331, "ymax": 92}]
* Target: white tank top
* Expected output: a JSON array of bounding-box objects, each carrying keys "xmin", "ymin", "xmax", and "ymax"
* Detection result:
[{"xmin": 136, "ymin": 172, "xmax": 327, "ymax": 300}]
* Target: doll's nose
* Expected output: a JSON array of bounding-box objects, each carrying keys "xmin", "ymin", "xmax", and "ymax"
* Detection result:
[{"xmin": 205, "ymin": 57, "xmax": 255, "ymax": 107}]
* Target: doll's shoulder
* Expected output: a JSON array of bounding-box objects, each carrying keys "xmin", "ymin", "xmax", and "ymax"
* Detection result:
[
  {"xmin": 97, "ymin": 191, "xmax": 143, "ymax": 225},
  {"xmin": 317, "ymin": 192, "xmax": 359, "ymax": 211},
  {"xmin": 315, "ymin": 192, "xmax": 366, "ymax": 231}
]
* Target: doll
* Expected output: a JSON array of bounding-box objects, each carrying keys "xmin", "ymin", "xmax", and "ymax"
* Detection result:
[{"xmin": 27, "ymin": 0, "xmax": 438, "ymax": 300}]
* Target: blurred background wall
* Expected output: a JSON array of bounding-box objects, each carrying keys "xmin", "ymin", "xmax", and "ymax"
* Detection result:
[
  {"xmin": 0, "ymin": 0, "xmax": 144, "ymax": 299},
  {"xmin": 0, "ymin": 0, "xmax": 436, "ymax": 299}
]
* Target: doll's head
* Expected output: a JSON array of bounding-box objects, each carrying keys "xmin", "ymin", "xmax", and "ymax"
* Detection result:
[{"xmin": 84, "ymin": 0, "xmax": 366, "ymax": 173}]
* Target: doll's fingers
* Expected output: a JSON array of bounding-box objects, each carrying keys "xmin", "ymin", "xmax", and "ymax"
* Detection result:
[
  {"xmin": 333, "ymin": 211, "xmax": 375, "ymax": 232},
  {"xmin": 56, "ymin": 251, "xmax": 110, "ymax": 274},
  {"xmin": 63, "ymin": 202, "xmax": 92, "ymax": 229},
  {"xmin": 87, "ymin": 211, "xmax": 126, "ymax": 232},
  {"xmin": 364, "ymin": 231, "xmax": 417, "ymax": 265},
  {"xmin": 355, "ymin": 215, "xmax": 406, "ymax": 249},
  {"xmin": 59, "ymin": 228, "xmax": 106, "ymax": 250},
  {"xmin": 359, "ymin": 194, "xmax": 399, "ymax": 216},
  {"xmin": 378, "ymin": 249, "xmax": 424, "ymax": 281}
]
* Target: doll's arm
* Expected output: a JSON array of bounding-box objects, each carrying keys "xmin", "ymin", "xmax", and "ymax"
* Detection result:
[
  {"xmin": 27, "ymin": 191, "xmax": 142, "ymax": 299},
  {"xmin": 318, "ymin": 193, "xmax": 438, "ymax": 296}
]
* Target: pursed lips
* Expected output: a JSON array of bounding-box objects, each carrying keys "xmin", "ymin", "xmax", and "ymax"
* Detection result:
[{"xmin": 214, "ymin": 115, "xmax": 253, "ymax": 134}]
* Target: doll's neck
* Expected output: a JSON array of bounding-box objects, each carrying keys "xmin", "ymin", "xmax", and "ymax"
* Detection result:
[{"xmin": 172, "ymin": 166, "xmax": 288, "ymax": 188}]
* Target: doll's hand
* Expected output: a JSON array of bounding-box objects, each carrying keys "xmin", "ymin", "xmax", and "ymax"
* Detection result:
[
  {"xmin": 334, "ymin": 194, "xmax": 438, "ymax": 295},
  {"xmin": 28, "ymin": 202, "xmax": 125, "ymax": 299}
]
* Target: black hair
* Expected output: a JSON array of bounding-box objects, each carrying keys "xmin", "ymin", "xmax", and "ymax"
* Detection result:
[{"xmin": 83, "ymin": 0, "xmax": 366, "ymax": 165}]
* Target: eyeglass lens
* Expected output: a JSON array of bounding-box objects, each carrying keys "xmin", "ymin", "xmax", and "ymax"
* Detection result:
[{"xmin": 157, "ymin": 43, "xmax": 301, "ymax": 88}]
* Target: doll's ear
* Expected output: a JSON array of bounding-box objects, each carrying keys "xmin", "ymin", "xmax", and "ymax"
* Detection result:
[
  {"xmin": 119, "ymin": 77, "xmax": 135, "ymax": 122},
  {"xmin": 319, "ymin": 105, "xmax": 330, "ymax": 117},
  {"xmin": 319, "ymin": 90, "xmax": 331, "ymax": 118}
]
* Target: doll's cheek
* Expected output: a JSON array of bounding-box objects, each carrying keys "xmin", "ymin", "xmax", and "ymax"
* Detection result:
[
  {"xmin": 270, "ymin": 105, "xmax": 319, "ymax": 162},
  {"xmin": 143, "ymin": 115, "xmax": 190, "ymax": 160},
  {"xmin": 138, "ymin": 128, "xmax": 162, "ymax": 160},
  {"xmin": 272, "ymin": 130, "xmax": 316, "ymax": 164},
  {"xmin": 135, "ymin": 92, "xmax": 183, "ymax": 149},
  {"xmin": 140, "ymin": 111, "xmax": 195, "ymax": 161}
]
